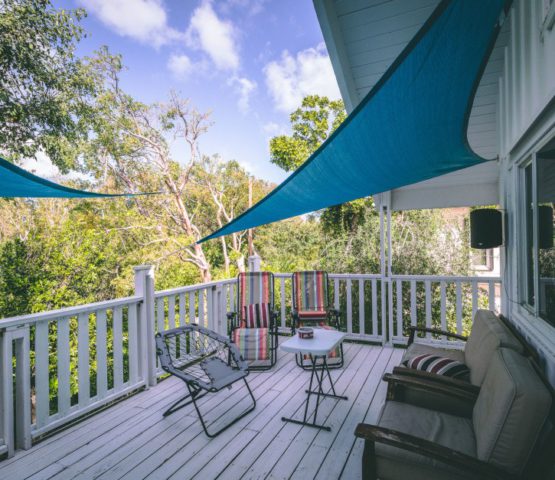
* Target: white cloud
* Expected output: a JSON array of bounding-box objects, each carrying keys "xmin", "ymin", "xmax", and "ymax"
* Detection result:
[
  {"xmin": 20, "ymin": 152, "xmax": 59, "ymax": 178},
  {"xmin": 167, "ymin": 54, "xmax": 193, "ymax": 78},
  {"xmin": 264, "ymin": 43, "xmax": 341, "ymax": 112},
  {"xmin": 186, "ymin": 1, "xmax": 239, "ymax": 71},
  {"xmin": 262, "ymin": 121, "xmax": 287, "ymax": 137},
  {"xmin": 228, "ymin": 76, "xmax": 257, "ymax": 113},
  {"xmin": 80, "ymin": 0, "xmax": 183, "ymax": 47}
]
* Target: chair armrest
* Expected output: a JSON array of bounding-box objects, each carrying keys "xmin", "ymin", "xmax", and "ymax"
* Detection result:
[
  {"xmin": 354, "ymin": 424, "xmax": 515, "ymax": 480},
  {"xmin": 383, "ymin": 373, "xmax": 479, "ymax": 404},
  {"xmin": 392, "ymin": 366, "xmax": 480, "ymax": 394},
  {"xmin": 408, "ymin": 326, "xmax": 468, "ymax": 345}
]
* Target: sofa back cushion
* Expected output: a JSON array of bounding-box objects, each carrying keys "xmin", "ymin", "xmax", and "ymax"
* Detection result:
[
  {"xmin": 473, "ymin": 348, "xmax": 551, "ymax": 475},
  {"xmin": 465, "ymin": 310, "xmax": 524, "ymax": 385}
]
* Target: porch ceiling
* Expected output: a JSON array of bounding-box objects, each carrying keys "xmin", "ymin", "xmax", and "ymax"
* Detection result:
[{"xmin": 316, "ymin": 0, "xmax": 511, "ymax": 211}]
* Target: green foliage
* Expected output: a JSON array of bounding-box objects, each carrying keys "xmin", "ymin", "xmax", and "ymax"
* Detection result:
[
  {"xmin": 269, "ymin": 95, "xmax": 346, "ymax": 172},
  {"xmin": 0, "ymin": 0, "xmax": 95, "ymax": 171}
]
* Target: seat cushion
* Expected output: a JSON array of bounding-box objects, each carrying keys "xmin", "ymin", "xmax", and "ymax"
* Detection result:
[
  {"xmin": 473, "ymin": 348, "xmax": 551, "ymax": 475},
  {"xmin": 464, "ymin": 310, "xmax": 525, "ymax": 385},
  {"xmin": 402, "ymin": 342, "xmax": 465, "ymax": 366},
  {"xmin": 232, "ymin": 328, "xmax": 269, "ymax": 361},
  {"xmin": 374, "ymin": 401, "xmax": 476, "ymax": 480},
  {"xmin": 297, "ymin": 309, "xmax": 327, "ymax": 320}
]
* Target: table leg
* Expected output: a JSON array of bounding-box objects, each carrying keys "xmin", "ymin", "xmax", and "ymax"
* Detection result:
[{"xmin": 282, "ymin": 353, "xmax": 348, "ymax": 431}]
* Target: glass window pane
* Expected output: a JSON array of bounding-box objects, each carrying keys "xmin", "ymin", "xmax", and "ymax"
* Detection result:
[
  {"xmin": 525, "ymin": 164, "xmax": 535, "ymax": 307},
  {"xmin": 537, "ymin": 155, "xmax": 555, "ymax": 325}
]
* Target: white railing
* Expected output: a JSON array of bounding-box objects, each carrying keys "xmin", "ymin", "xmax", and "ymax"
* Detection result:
[{"xmin": 0, "ymin": 266, "xmax": 501, "ymax": 459}]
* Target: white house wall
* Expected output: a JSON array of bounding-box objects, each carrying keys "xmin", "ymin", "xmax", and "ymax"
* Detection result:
[{"xmin": 500, "ymin": 0, "xmax": 555, "ymax": 383}]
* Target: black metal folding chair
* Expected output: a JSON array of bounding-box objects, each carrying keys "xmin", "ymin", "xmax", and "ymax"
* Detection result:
[{"xmin": 155, "ymin": 324, "xmax": 256, "ymax": 438}]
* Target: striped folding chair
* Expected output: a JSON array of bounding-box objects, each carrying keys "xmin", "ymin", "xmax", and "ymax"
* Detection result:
[
  {"xmin": 292, "ymin": 271, "xmax": 344, "ymax": 369},
  {"xmin": 227, "ymin": 272, "xmax": 278, "ymax": 371}
]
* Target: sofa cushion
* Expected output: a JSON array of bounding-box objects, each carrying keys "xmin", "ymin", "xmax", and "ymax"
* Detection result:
[
  {"xmin": 404, "ymin": 354, "xmax": 470, "ymax": 381},
  {"xmin": 375, "ymin": 401, "xmax": 476, "ymax": 480},
  {"xmin": 402, "ymin": 342, "xmax": 465, "ymax": 366},
  {"xmin": 464, "ymin": 310, "xmax": 525, "ymax": 385},
  {"xmin": 473, "ymin": 348, "xmax": 551, "ymax": 475}
]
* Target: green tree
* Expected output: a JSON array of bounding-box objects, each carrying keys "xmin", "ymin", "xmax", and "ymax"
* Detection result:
[
  {"xmin": 0, "ymin": 0, "xmax": 95, "ymax": 170},
  {"xmin": 269, "ymin": 95, "xmax": 346, "ymax": 171}
]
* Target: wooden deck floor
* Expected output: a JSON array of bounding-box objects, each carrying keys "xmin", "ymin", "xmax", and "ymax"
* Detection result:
[{"xmin": 0, "ymin": 341, "xmax": 403, "ymax": 480}]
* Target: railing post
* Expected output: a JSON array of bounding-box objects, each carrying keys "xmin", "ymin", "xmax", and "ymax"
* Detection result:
[
  {"xmin": 0, "ymin": 325, "xmax": 31, "ymax": 457},
  {"xmin": 134, "ymin": 265, "xmax": 157, "ymax": 387},
  {"xmin": 212, "ymin": 284, "xmax": 224, "ymax": 335}
]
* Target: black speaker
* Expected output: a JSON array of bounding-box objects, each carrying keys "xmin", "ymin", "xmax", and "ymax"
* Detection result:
[
  {"xmin": 539, "ymin": 205, "xmax": 554, "ymax": 249},
  {"xmin": 470, "ymin": 209, "xmax": 502, "ymax": 249}
]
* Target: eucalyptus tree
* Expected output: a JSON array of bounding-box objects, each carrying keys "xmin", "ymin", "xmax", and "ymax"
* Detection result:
[{"xmin": 0, "ymin": 0, "xmax": 95, "ymax": 170}]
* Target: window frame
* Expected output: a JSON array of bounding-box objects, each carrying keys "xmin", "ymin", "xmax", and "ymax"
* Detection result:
[{"xmin": 519, "ymin": 151, "xmax": 554, "ymax": 322}]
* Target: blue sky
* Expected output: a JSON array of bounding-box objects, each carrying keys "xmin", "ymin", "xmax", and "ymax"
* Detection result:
[{"xmin": 44, "ymin": 0, "xmax": 341, "ymax": 183}]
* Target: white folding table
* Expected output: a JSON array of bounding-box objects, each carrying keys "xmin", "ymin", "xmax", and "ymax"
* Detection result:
[{"xmin": 280, "ymin": 329, "xmax": 348, "ymax": 431}]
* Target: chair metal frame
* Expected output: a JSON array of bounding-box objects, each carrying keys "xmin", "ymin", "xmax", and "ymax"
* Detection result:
[
  {"xmin": 155, "ymin": 324, "xmax": 256, "ymax": 438},
  {"xmin": 291, "ymin": 271, "xmax": 344, "ymax": 370},
  {"xmin": 227, "ymin": 271, "xmax": 279, "ymax": 371}
]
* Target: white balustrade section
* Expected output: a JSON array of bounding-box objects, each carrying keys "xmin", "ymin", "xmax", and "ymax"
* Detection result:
[{"xmin": 0, "ymin": 267, "xmax": 501, "ymax": 459}]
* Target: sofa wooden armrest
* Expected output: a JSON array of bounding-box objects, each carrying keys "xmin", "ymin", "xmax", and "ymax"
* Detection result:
[
  {"xmin": 354, "ymin": 423, "xmax": 516, "ymax": 480},
  {"xmin": 408, "ymin": 326, "xmax": 468, "ymax": 345},
  {"xmin": 392, "ymin": 366, "xmax": 480, "ymax": 394},
  {"xmin": 383, "ymin": 372, "xmax": 479, "ymax": 404}
]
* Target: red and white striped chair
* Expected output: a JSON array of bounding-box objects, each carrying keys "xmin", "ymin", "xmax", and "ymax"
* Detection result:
[
  {"xmin": 227, "ymin": 272, "xmax": 278, "ymax": 371},
  {"xmin": 292, "ymin": 271, "xmax": 344, "ymax": 369}
]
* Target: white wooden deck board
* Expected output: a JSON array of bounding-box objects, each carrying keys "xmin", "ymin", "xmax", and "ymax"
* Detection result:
[{"xmin": 0, "ymin": 341, "xmax": 402, "ymax": 480}]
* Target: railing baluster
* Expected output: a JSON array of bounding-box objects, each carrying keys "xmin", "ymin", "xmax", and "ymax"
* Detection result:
[
  {"xmin": 425, "ymin": 280, "xmax": 432, "ymax": 339},
  {"xmin": 396, "ymin": 280, "xmax": 402, "ymax": 339},
  {"xmin": 207, "ymin": 287, "xmax": 213, "ymax": 331},
  {"xmin": 334, "ymin": 278, "xmax": 340, "ymax": 310},
  {"xmin": 358, "ymin": 279, "xmax": 365, "ymax": 336},
  {"xmin": 156, "ymin": 298, "xmax": 164, "ymax": 334},
  {"xmin": 472, "ymin": 281, "xmax": 478, "ymax": 318},
  {"xmin": 199, "ymin": 289, "xmax": 205, "ymax": 327},
  {"xmin": 346, "ymin": 279, "xmax": 353, "ymax": 334},
  {"xmin": 113, "ymin": 307, "xmax": 123, "ymax": 391},
  {"xmin": 128, "ymin": 304, "xmax": 139, "ymax": 384},
  {"xmin": 77, "ymin": 313, "xmax": 90, "ymax": 408},
  {"xmin": 488, "ymin": 280, "xmax": 496, "ymax": 311},
  {"xmin": 189, "ymin": 292, "xmax": 195, "ymax": 324},
  {"xmin": 410, "ymin": 280, "xmax": 417, "ymax": 327},
  {"xmin": 179, "ymin": 293, "xmax": 186, "ymax": 327},
  {"xmin": 57, "ymin": 317, "xmax": 71, "ymax": 416},
  {"xmin": 168, "ymin": 296, "xmax": 176, "ymax": 330},
  {"xmin": 96, "ymin": 310, "xmax": 108, "ymax": 400},
  {"xmin": 456, "ymin": 282, "xmax": 463, "ymax": 335},
  {"xmin": 280, "ymin": 277, "xmax": 286, "ymax": 329},
  {"xmin": 440, "ymin": 281, "xmax": 447, "ymax": 340},
  {"xmin": 371, "ymin": 279, "xmax": 378, "ymax": 338},
  {"xmin": 35, "ymin": 321, "xmax": 50, "ymax": 428}
]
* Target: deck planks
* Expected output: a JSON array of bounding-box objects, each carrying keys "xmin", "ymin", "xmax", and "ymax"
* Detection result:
[{"xmin": 0, "ymin": 341, "xmax": 402, "ymax": 480}]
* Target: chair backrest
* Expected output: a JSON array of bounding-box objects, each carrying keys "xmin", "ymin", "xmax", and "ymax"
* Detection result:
[
  {"xmin": 464, "ymin": 309, "xmax": 525, "ymax": 385},
  {"xmin": 237, "ymin": 272, "xmax": 274, "ymax": 324},
  {"xmin": 472, "ymin": 348, "xmax": 552, "ymax": 476},
  {"xmin": 292, "ymin": 271, "xmax": 330, "ymax": 312}
]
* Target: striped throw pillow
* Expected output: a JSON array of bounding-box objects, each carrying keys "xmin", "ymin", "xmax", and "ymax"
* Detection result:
[
  {"xmin": 404, "ymin": 354, "xmax": 470, "ymax": 381},
  {"xmin": 243, "ymin": 303, "xmax": 270, "ymax": 328}
]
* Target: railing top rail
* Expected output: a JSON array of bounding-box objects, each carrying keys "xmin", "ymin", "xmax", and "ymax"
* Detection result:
[
  {"xmin": 154, "ymin": 278, "xmax": 237, "ymax": 298},
  {"xmin": 0, "ymin": 295, "xmax": 143, "ymax": 330},
  {"xmin": 390, "ymin": 274, "xmax": 502, "ymax": 282},
  {"xmin": 273, "ymin": 272, "xmax": 382, "ymax": 280}
]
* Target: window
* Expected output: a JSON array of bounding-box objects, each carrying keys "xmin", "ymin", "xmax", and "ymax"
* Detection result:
[{"xmin": 521, "ymin": 140, "xmax": 555, "ymax": 326}]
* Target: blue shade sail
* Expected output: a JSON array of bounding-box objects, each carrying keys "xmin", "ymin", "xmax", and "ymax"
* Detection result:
[
  {"xmin": 0, "ymin": 157, "xmax": 140, "ymax": 198},
  {"xmin": 200, "ymin": 0, "xmax": 509, "ymax": 243}
]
